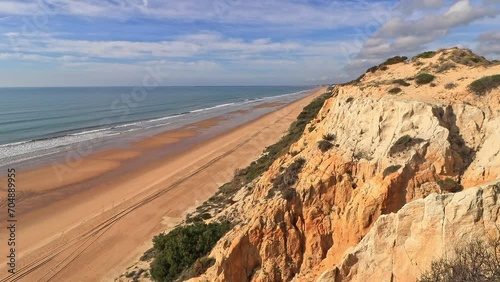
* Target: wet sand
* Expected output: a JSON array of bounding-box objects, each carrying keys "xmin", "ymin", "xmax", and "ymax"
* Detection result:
[{"xmin": 0, "ymin": 87, "xmax": 325, "ymax": 282}]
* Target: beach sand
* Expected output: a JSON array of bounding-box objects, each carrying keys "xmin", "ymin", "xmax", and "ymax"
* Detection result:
[{"xmin": 0, "ymin": 87, "xmax": 325, "ymax": 282}]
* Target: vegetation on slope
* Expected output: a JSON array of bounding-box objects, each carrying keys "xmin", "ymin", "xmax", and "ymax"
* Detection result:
[
  {"xmin": 147, "ymin": 89, "xmax": 334, "ymax": 281},
  {"xmin": 383, "ymin": 165, "xmax": 402, "ymax": 178},
  {"xmin": 388, "ymin": 87, "xmax": 402, "ymax": 94},
  {"xmin": 415, "ymin": 73, "xmax": 435, "ymax": 85},
  {"xmin": 436, "ymin": 178, "xmax": 463, "ymax": 193},
  {"xmin": 448, "ymin": 49, "xmax": 490, "ymax": 67},
  {"xmin": 150, "ymin": 222, "xmax": 230, "ymax": 282},
  {"xmin": 418, "ymin": 238, "xmax": 500, "ymax": 282},
  {"xmin": 389, "ymin": 135, "xmax": 425, "ymax": 155},
  {"xmin": 468, "ymin": 74, "xmax": 500, "ymax": 96},
  {"xmin": 186, "ymin": 89, "xmax": 334, "ymax": 222},
  {"xmin": 412, "ymin": 51, "xmax": 436, "ymax": 61}
]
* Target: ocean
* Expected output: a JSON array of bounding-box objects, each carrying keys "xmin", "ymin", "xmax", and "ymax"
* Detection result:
[{"xmin": 0, "ymin": 86, "xmax": 313, "ymax": 168}]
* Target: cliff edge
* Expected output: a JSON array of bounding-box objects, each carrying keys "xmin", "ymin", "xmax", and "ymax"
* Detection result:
[{"xmin": 189, "ymin": 48, "xmax": 500, "ymax": 282}]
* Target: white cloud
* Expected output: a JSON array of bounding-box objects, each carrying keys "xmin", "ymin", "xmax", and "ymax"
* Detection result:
[
  {"xmin": 476, "ymin": 31, "xmax": 500, "ymax": 55},
  {"xmin": 398, "ymin": 0, "xmax": 447, "ymax": 13},
  {"xmin": 0, "ymin": 32, "xmax": 341, "ymax": 61},
  {"xmin": 343, "ymin": 0, "xmax": 500, "ymax": 76},
  {"xmin": 0, "ymin": 0, "xmax": 387, "ymax": 29}
]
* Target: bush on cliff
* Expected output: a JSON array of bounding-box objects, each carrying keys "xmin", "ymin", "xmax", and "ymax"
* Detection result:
[
  {"xmin": 468, "ymin": 74, "xmax": 500, "ymax": 96},
  {"xmin": 389, "ymin": 135, "xmax": 425, "ymax": 155},
  {"xmin": 322, "ymin": 133, "xmax": 335, "ymax": 141},
  {"xmin": 150, "ymin": 222, "xmax": 230, "ymax": 282},
  {"xmin": 412, "ymin": 51, "xmax": 436, "ymax": 61},
  {"xmin": 418, "ymin": 238, "xmax": 500, "ymax": 282},
  {"xmin": 415, "ymin": 73, "xmax": 435, "ymax": 85},
  {"xmin": 382, "ymin": 56, "xmax": 408, "ymax": 65},
  {"xmin": 383, "ymin": 165, "xmax": 402, "ymax": 178},
  {"xmin": 436, "ymin": 178, "xmax": 462, "ymax": 193},
  {"xmin": 388, "ymin": 87, "xmax": 402, "ymax": 94},
  {"xmin": 318, "ymin": 140, "xmax": 334, "ymax": 152}
]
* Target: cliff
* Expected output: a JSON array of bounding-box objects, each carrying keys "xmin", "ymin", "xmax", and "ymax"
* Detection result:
[
  {"xmin": 317, "ymin": 182, "xmax": 500, "ymax": 281},
  {"xmin": 189, "ymin": 48, "xmax": 500, "ymax": 282}
]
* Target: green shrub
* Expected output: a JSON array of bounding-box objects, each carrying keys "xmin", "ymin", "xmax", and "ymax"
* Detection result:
[
  {"xmin": 393, "ymin": 79, "xmax": 410, "ymax": 86},
  {"xmin": 389, "ymin": 135, "xmax": 425, "ymax": 155},
  {"xmin": 318, "ymin": 140, "xmax": 334, "ymax": 153},
  {"xmin": 418, "ymin": 239, "xmax": 500, "ymax": 282},
  {"xmin": 388, "ymin": 87, "xmax": 402, "ymax": 94},
  {"xmin": 322, "ymin": 133, "xmax": 335, "ymax": 141},
  {"xmin": 383, "ymin": 165, "xmax": 402, "ymax": 178},
  {"xmin": 382, "ymin": 56, "xmax": 408, "ymax": 65},
  {"xmin": 366, "ymin": 66, "xmax": 378, "ymax": 73},
  {"xmin": 200, "ymin": 213, "xmax": 212, "ymax": 220},
  {"xmin": 150, "ymin": 222, "xmax": 230, "ymax": 282},
  {"xmin": 415, "ymin": 73, "xmax": 435, "ymax": 85},
  {"xmin": 436, "ymin": 178, "xmax": 462, "ymax": 192},
  {"xmin": 434, "ymin": 62, "xmax": 456, "ymax": 73},
  {"xmin": 444, "ymin": 82, "xmax": 457, "ymax": 89},
  {"xmin": 468, "ymin": 74, "xmax": 500, "ymax": 96},
  {"xmin": 449, "ymin": 49, "xmax": 490, "ymax": 66},
  {"xmin": 412, "ymin": 51, "xmax": 436, "ymax": 60},
  {"xmin": 379, "ymin": 65, "xmax": 388, "ymax": 71},
  {"xmin": 346, "ymin": 97, "xmax": 354, "ymax": 103}
]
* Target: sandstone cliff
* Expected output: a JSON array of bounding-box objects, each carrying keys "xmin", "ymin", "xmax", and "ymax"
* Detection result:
[
  {"xmin": 317, "ymin": 182, "xmax": 500, "ymax": 281},
  {"xmin": 190, "ymin": 48, "xmax": 500, "ymax": 282}
]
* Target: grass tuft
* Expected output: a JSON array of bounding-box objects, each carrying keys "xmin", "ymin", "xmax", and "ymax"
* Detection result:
[
  {"xmin": 322, "ymin": 133, "xmax": 335, "ymax": 141},
  {"xmin": 468, "ymin": 74, "xmax": 500, "ymax": 96}
]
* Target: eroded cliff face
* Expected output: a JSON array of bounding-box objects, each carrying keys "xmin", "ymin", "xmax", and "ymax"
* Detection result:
[
  {"xmin": 318, "ymin": 182, "xmax": 500, "ymax": 282},
  {"xmin": 191, "ymin": 48, "xmax": 500, "ymax": 282}
]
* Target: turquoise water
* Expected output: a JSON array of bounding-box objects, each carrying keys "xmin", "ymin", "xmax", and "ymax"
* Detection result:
[{"xmin": 0, "ymin": 86, "xmax": 313, "ymax": 166}]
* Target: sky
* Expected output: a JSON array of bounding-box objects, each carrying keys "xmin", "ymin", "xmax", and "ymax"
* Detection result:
[{"xmin": 0, "ymin": 0, "xmax": 499, "ymax": 87}]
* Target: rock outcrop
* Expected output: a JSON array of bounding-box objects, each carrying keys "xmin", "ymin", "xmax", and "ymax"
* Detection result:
[
  {"xmin": 317, "ymin": 182, "xmax": 500, "ymax": 282},
  {"xmin": 188, "ymin": 48, "xmax": 500, "ymax": 282}
]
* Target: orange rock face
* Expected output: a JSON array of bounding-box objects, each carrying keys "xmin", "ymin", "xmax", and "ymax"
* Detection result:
[{"xmin": 190, "ymin": 49, "xmax": 500, "ymax": 282}]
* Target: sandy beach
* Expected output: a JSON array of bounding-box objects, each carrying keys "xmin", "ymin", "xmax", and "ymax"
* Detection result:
[{"xmin": 0, "ymin": 87, "xmax": 325, "ymax": 282}]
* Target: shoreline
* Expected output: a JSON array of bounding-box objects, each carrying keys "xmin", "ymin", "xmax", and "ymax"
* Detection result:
[
  {"xmin": 0, "ymin": 87, "xmax": 326, "ymax": 281},
  {"xmin": 0, "ymin": 88, "xmax": 315, "ymax": 172}
]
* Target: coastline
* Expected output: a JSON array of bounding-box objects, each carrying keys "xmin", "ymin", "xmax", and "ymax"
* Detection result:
[{"xmin": 0, "ymin": 87, "xmax": 326, "ymax": 281}]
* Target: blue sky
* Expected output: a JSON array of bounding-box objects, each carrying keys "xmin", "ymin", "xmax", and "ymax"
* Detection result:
[{"xmin": 0, "ymin": 0, "xmax": 498, "ymax": 87}]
